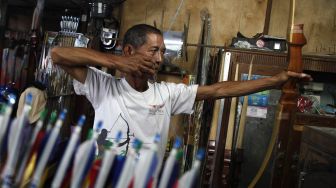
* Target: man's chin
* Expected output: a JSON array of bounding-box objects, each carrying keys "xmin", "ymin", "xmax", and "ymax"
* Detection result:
[
  {"xmin": 131, "ymin": 72, "xmax": 158, "ymax": 81},
  {"xmin": 134, "ymin": 73, "xmax": 154, "ymax": 80},
  {"xmin": 148, "ymin": 73, "xmax": 158, "ymax": 82}
]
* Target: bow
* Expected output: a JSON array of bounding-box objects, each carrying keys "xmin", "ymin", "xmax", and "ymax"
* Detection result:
[{"xmin": 272, "ymin": 0, "xmax": 306, "ymax": 187}]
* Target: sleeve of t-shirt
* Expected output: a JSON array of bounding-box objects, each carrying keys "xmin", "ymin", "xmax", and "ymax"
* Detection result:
[
  {"xmin": 73, "ymin": 67, "xmax": 113, "ymax": 109},
  {"xmin": 166, "ymin": 82, "xmax": 198, "ymax": 115}
]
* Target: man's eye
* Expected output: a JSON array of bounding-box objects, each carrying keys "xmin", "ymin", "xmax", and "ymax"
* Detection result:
[{"xmin": 149, "ymin": 50, "xmax": 158, "ymax": 56}]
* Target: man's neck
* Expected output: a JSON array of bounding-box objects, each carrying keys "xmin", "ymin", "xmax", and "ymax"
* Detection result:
[{"xmin": 125, "ymin": 75, "xmax": 149, "ymax": 92}]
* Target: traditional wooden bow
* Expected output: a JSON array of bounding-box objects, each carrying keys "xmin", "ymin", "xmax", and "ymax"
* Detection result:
[{"xmin": 271, "ymin": 0, "xmax": 307, "ymax": 187}]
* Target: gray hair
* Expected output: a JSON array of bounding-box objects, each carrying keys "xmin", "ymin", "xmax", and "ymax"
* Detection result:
[{"xmin": 123, "ymin": 24, "xmax": 162, "ymax": 49}]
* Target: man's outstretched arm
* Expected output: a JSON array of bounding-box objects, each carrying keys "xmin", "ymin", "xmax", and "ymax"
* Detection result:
[
  {"xmin": 196, "ymin": 71, "xmax": 312, "ymax": 101},
  {"xmin": 51, "ymin": 47, "xmax": 156, "ymax": 83}
]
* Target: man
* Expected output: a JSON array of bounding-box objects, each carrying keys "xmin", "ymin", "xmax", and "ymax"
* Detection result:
[{"xmin": 51, "ymin": 24, "xmax": 311, "ymax": 160}]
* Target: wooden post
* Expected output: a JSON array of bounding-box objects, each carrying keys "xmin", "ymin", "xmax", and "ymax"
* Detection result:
[{"xmin": 0, "ymin": 0, "xmax": 8, "ymax": 48}]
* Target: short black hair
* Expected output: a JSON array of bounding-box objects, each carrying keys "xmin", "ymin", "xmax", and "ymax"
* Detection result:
[{"xmin": 123, "ymin": 24, "xmax": 162, "ymax": 49}]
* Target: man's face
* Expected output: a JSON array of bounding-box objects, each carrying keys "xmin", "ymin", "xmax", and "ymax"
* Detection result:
[{"xmin": 134, "ymin": 33, "xmax": 166, "ymax": 73}]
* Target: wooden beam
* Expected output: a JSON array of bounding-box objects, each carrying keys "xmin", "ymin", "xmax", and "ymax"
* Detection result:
[{"xmin": 263, "ymin": 0, "xmax": 273, "ymax": 34}]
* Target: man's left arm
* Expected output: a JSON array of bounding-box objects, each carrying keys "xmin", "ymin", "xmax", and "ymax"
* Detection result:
[{"xmin": 196, "ymin": 71, "xmax": 312, "ymax": 101}]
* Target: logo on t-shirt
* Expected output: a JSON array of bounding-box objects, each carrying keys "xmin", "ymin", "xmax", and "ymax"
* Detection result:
[
  {"xmin": 148, "ymin": 103, "xmax": 165, "ymax": 115},
  {"xmin": 99, "ymin": 113, "xmax": 137, "ymax": 156}
]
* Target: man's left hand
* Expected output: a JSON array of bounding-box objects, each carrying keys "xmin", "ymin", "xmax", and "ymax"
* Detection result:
[{"xmin": 275, "ymin": 71, "xmax": 313, "ymax": 87}]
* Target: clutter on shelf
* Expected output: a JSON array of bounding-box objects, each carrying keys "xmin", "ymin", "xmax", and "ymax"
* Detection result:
[
  {"xmin": 231, "ymin": 32, "xmax": 287, "ymax": 52},
  {"xmin": 298, "ymin": 82, "xmax": 336, "ymax": 116}
]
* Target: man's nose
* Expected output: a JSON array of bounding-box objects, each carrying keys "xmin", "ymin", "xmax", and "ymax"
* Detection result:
[{"xmin": 154, "ymin": 52, "xmax": 163, "ymax": 63}]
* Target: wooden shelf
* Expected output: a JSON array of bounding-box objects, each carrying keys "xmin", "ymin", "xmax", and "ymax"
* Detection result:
[{"xmin": 226, "ymin": 48, "xmax": 336, "ymax": 73}]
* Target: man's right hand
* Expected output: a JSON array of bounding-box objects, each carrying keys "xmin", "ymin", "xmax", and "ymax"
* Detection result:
[
  {"xmin": 51, "ymin": 47, "xmax": 159, "ymax": 83},
  {"xmin": 113, "ymin": 54, "xmax": 157, "ymax": 77}
]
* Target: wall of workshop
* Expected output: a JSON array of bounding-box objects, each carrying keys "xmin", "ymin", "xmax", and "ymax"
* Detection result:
[
  {"xmin": 119, "ymin": 0, "xmax": 268, "ymax": 72},
  {"xmin": 119, "ymin": 0, "xmax": 336, "ymax": 62}
]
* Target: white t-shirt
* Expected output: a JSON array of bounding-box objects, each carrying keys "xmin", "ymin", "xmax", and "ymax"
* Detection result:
[{"xmin": 73, "ymin": 67, "xmax": 198, "ymax": 160}]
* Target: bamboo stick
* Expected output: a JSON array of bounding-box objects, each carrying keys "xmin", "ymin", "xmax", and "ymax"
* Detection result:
[
  {"xmin": 225, "ymin": 63, "xmax": 240, "ymax": 150},
  {"xmin": 236, "ymin": 56, "xmax": 254, "ymax": 149}
]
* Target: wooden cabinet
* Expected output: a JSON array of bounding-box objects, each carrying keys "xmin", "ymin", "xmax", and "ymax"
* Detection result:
[{"xmin": 298, "ymin": 126, "xmax": 336, "ymax": 188}]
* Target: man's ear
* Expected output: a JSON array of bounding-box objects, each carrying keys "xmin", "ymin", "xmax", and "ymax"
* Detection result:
[{"xmin": 123, "ymin": 44, "xmax": 135, "ymax": 56}]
